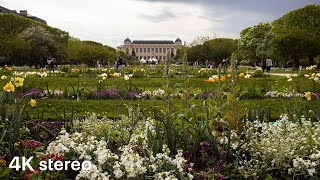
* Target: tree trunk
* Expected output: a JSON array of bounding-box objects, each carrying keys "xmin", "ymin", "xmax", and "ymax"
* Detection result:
[
  {"xmin": 293, "ymin": 57, "xmax": 299, "ymax": 69},
  {"xmin": 309, "ymin": 56, "xmax": 314, "ymax": 66}
]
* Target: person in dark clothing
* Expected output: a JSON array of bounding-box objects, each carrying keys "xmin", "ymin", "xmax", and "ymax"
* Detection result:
[
  {"xmin": 116, "ymin": 57, "xmax": 123, "ymax": 69},
  {"xmin": 47, "ymin": 57, "xmax": 54, "ymax": 73},
  {"xmin": 262, "ymin": 58, "xmax": 267, "ymax": 72}
]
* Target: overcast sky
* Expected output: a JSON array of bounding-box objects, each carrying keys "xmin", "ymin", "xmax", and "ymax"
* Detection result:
[{"xmin": 1, "ymin": 0, "xmax": 319, "ymax": 47}]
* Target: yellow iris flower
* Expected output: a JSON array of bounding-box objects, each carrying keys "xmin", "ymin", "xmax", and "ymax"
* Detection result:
[
  {"xmin": 14, "ymin": 77, "xmax": 24, "ymax": 87},
  {"xmin": 239, "ymin": 73, "xmax": 245, "ymax": 78},
  {"xmin": 3, "ymin": 81, "xmax": 14, "ymax": 92},
  {"xmin": 29, "ymin": 99, "xmax": 36, "ymax": 107},
  {"xmin": 304, "ymin": 92, "xmax": 312, "ymax": 101}
]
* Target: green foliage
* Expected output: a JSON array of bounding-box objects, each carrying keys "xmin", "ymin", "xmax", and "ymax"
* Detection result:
[
  {"xmin": 67, "ymin": 38, "xmax": 116, "ymax": 65},
  {"xmin": 180, "ymin": 38, "xmax": 237, "ymax": 63},
  {"xmin": 272, "ymin": 4, "xmax": 320, "ymax": 36},
  {"xmin": 19, "ymin": 26, "xmax": 54, "ymax": 66},
  {"xmin": 238, "ymin": 22, "xmax": 274, "ymax": 63},
  {"xmin": 0, "ymin": 13, "xmax": 69, "ymax": 64},
  {"xmin": 270, "ymin": 29, "xmax": 320, "ymax": 68},
  {"xmin": 271, "ymin": 5, "xmax": 320, "ymax": 66},
  {"xmin": 204, "ymin": 38, "xmax": 238, "ymax": 64}
]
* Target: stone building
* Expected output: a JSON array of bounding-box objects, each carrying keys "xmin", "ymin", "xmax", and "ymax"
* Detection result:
[
  {"xmin": 117, "ymin": 38, "xmax": 184, "ymax": 61},
  {"xmin": 0, "ymin": 6, "xmax": 47, "ymax": 24}
]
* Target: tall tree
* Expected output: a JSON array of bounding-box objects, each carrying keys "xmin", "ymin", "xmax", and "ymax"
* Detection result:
[
  {"xmin": 270, "ymin": 29, "xmax": 320, "ymax": 68},
  {"xmin": 204, "ymin": 38, "xmax": 237, "ymax": 64},
  {"xmin": 19, "ymin": 26, "xmax": 53, "ymax": 66},
  {"xmin": 272, "ymin": 4, "xmax": 320, "ymax": 65},
  {"xmin": 238, "ymin": 22, "xmax": 274, "ymax": 64}
]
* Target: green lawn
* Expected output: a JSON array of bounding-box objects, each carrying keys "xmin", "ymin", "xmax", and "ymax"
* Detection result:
[
  {"xmin": 26, "ymin": 98, "xmax": 318, "ymax": 121},
  {"xmin": 1, "ymin": 75, "xmax": 318, "ymax": 93}
]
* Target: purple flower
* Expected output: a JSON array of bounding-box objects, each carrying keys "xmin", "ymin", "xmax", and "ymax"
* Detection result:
[
  {"xmin": 16, "ymin": 88, "xmax": 42, "ymax": 98},
  {"xmin": 216, "ymin": 175, "xmax": 224, "ymax": 180},
  {"xmin": 184, "ymin": 163, "xmax": 193, "ymax": 172},
  {"xmin": 220, "ymin": 150, "xmax": 225, "ymax": 159},
  {"xmin": 124, "ymin": 91, "xmax": 137, "ymax": 99},
  {"xmin": 183, "ymin": 151, "xmax": 192, "ymax": 161},
  {"xmin": 200, "ymin": 141, "xmax": 209, "ymax": 150},
  {"xmin": 197, "ymin": 173, "xmax": 206, "ymax": 180},
  {"xmin": 92, "ymin": 88, "xmax": 120, "ymax": 99}
]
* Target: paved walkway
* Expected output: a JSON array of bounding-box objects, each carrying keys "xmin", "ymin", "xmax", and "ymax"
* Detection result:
[{"xmin": 267, "ymin": 73, "xmax": 292, "ymax": 77}]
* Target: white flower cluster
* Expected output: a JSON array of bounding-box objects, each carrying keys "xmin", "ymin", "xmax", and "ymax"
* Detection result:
[
  {"xmin": 98, "ymin": 73, "xmax": 108, "ymax": 80},
  {"xmin": 306, "ymin": 65, "xmax": 317, "ymax": 71},
  {"xmin": 286, "ymin": 74, "xmax": 298, "ymax": 81},
  {"xmin": 305, "ymin": 73, "xmax": 320, "ymax": 83},
  {"xmin": 124, "ymin": 74, "xmax": 132, "ymax": 80},
  {"xmin": 136, "ymin": 89, "xmax": 166, "ymax": 99},
  {"xmin": 239, "ymin": 114, "xmax": 320, "ymax": 178},
  {"xmin": 264, "ymin": 91, "xmax": 304, "ymax": 98},
  {"xmin": 12, "ymin": 71, "xmax": 50, "ymax": 78},
  {"xmin": 47, "ymin": 115, "xmax": 193, "ymax": 179},
  {"xmin": 42, "ymin": 90, "xmax": 64, "ymax": 97}
]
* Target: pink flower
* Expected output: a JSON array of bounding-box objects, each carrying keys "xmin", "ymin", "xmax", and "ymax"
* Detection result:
[
  {"xmin": 25, "ymin": 140, "xmax": 41, "ymax": 149},
  {"xmin": 24, "ymin": 169, "xmax": 40, "ymax": 180}
]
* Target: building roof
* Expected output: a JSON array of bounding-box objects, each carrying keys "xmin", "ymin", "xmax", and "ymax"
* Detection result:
[
  {"xmin": 28, "ymin": 16, "xmax": 47, "ymax": 24},
  {"xmin": 0, "ymin": 6, "xmax": 46, "ymax": 24},
  {"xmin": 0, "ymin": 6, "xmax": 18, "ymax": 14},
  {"xmin": 132, "ymin": 40, "xmax": 174, "ymax": 44},
  {"xmin": 124, "ymin": 38, "xmax": 131, "ymax": 43}
]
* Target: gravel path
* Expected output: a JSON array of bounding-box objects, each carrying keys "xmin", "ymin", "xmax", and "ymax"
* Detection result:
[{"xmin": 267, "ymin": 73, "xmax": 292, "ymax": 77}]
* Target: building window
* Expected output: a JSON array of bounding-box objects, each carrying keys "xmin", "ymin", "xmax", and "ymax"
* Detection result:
[
  {"xmin": 156, "ymin": 56, "xmax": 158, "ymax": 60},
  {"xmin": 140, "ymin": 48, "xmax": 142, "ymax": 53},
  {"xmin": 160, "ymin": 56, "xmax": 162, "ymax": 60},
  {"xmin": 148, "ymin": 56, "xmax": 150, "ymax": 59},
  {"xmin": 155, "ymin": 48, "xmax": 158, "ymax": 53},
  {"xmin": 148, "ymin": 48, "xmax": 150, "ymax": 53},
  {"xmin": 163, "ymin": 56, "xmax": 166, "ymax": 60},
  {"xmin": 159, "ymin": 48, "xmax": 162, "ymax": 53},
  {"xmin": 163, "ymin": 48, "xmax": 166, "ymax": 53},
  {"xmin": 171, "ymin": 48, "xmax": 174, "ymax": 54},
  {"xmin": 144, "ymin": 48, "xmax": 146, "ymax": 53},
  {"xmin": 144, "ymin": 56, "xmax": 146, "ymax": 59},
  {"xmin": 136, "ymin": 48, "xmax": 139, "ymax": 53},
  {"xmin": 152, "ymin": 48, "xmax": 154, "ymax": 52}
]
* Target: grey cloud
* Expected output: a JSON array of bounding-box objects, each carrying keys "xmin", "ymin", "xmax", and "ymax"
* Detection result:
[
  {"xmin": 139, "ymin": 9, "xmax": 178, "ymax": 23},
  {"xmin": 136, "ymin": 0, "xmax": 320, "ymax": 15}
]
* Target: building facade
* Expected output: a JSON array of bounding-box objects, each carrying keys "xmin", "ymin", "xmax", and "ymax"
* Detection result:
[
  {"xmin": 0, "ymin": 6, "xmax": 47, "ymax": 24},
  {"xmin": 117, "ymin": 38, "xmax": 184, "ymax": 61}
]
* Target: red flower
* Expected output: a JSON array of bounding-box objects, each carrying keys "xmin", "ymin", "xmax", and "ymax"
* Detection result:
[
  {"xmin": 24, "ymin": 169, "xmax": 40, "ymax": 180},
  {"xmin": 25, "ymin": 140, "xmax": 41, "ymax": 149}
]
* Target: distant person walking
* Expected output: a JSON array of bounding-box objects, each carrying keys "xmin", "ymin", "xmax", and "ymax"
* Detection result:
[
  {"xmin": 222, "ymin": 58, "xmax": 228, "ymax": 73},
  {"xmin": 116, "ymin": 56, "xmax": 124, "ymax": 70},
  {"xmin": 235, "ymin": 59, "xmax": 239, "ymax": 70},
  {"xmin": 266, "ymin": 57, "xmax": 272, "ymax": 72},
  {"xmin": 261, "ymin": 58, "xmax": 267, "ymax": 72},
  {"xmin": 47, "ymin": 57, "xmax": 54, "ymax": 73},
  {"xmin": 97, "ymin": 60, "xmax": 101, "ymax": 69}
]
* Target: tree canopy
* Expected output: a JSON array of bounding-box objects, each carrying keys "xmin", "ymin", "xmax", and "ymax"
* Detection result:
[
  {"xmin": 0, "ymin": 13, "xmax": 116, "ymax": 66},
  {"xmin": 238, "ymin": 22, "xmax": 274, "ymax": 64},
  {"xmin": 176, "ymin": 38, "xmax": 237, "ymax": 65},
  {"xmin": 238, "ymin": 4, "xmax": 320, "ymax": 67}
]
